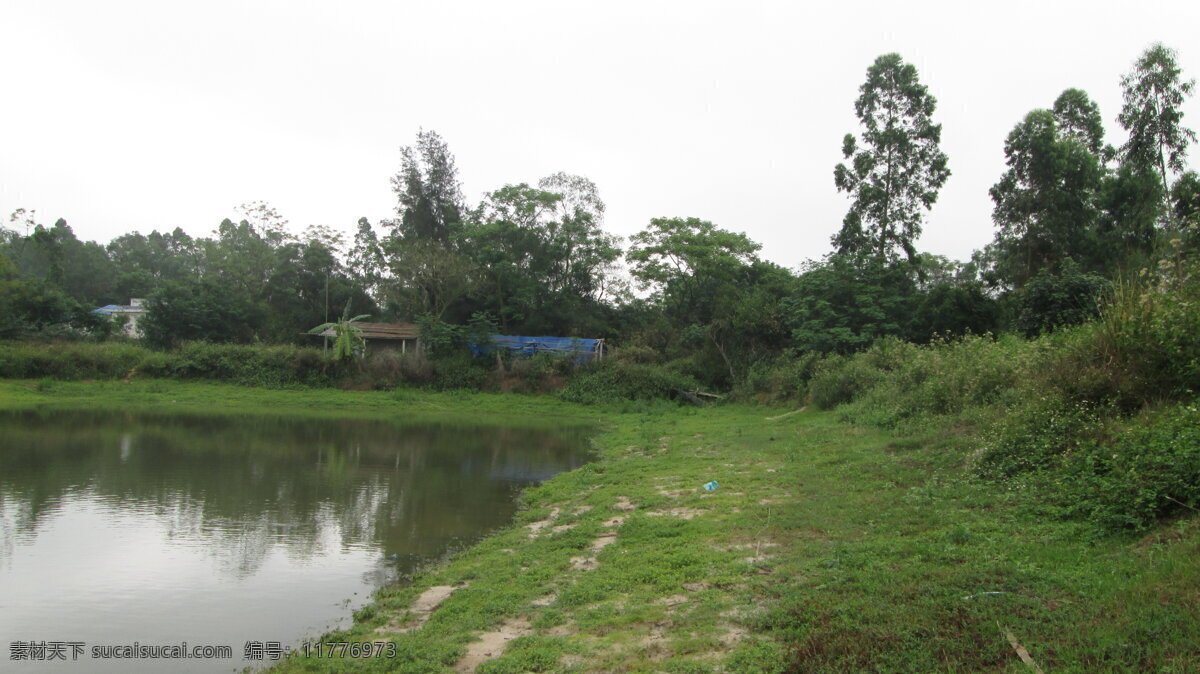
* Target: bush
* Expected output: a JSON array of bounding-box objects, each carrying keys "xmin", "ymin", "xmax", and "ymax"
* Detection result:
[
  {"xmin": 1016, "ymin": 259, "xmax": 1109, "ymax": 337},
  {"xmin": 558, "ymin": 360, "xmax": 700, "ymax": 405},
  {"xmin": 0, "ymin": 341, "xmax": 146, "ymax": 379},
  {"xmin": 0, "ymin": 340, "xmax": 331, "ymax": 387},
  {"xmin": 806, "ymin": 354, "xmax": 885, "ymax": 410},
  {"xmin": 360, "ymin": 350, "xmax": 433, "ymax": 389},
  {"xmin": 974, "ymin": 393, "xmax": 1104, "ymax": 478},
  {"xmin": 611, "ymin": 344, "xmax": 659, "ymax": 365},
  {"xmin": 167, "ymin": 342, "xmax": 330, "ymax": 387},
  {"xmin": 1058, "ymin": 402, "xmax": 1200, "ymax": 530},
  {"xmin": 1092, "ymin": 274, "xmax": 1200, "ymax": 404},
  {"xmin": 836, "ymin": 334, "xmax": 1035, "ymax": 428},
  {"xmin": 426, "ymin": 355, "xmax": 488, "ymax": 392},
  {"xmin": 734, "ymin": 352, "xmax": 823, "ymax": 402}
]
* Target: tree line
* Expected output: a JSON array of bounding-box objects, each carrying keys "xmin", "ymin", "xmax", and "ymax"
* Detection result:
[{"xmin": 1, "ymin": 43, "xmax": 1197, "ymax": 390}]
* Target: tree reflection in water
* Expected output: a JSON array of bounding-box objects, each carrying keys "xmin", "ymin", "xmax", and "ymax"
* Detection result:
[{"xmin": 0, "ymin": 410, "xmax": 591, "ymax": 579}]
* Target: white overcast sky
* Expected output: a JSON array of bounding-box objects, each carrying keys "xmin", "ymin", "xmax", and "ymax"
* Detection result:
[{"xmin": 2, "ymin": 0, "xmax": 1198, "ymax": 270}]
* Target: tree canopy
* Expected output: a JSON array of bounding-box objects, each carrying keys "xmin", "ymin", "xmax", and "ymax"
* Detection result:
[{"xmin": 833, "ymin": 53, "xmax": 950, "ymax": 263}]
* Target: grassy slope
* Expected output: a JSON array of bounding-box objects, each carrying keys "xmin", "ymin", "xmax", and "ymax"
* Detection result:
[{"xmin": 1, "ymin": 381, "xmax": 1196, "ymax": 672}]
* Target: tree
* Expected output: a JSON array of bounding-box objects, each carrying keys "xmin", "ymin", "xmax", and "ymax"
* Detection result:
[
  {"xmin": 626, "ymin": 217, "xmax": 759, "ymax": 319},
  {"xmin": 786, "ymin": 255, "xmax": 916, "ymax": 354},
  {"xmin": 1053, "ymin": 88, "xmax": 1112, "ymax": 160},
  {"xmin": 627, "ymin": 217, "xmax": 764, "ymax": 382},
  {"xmin": 833, "ymin": 53, "xmax": 950, "ymax": 263},
  {"xmin": 234, "ymin": 201, "xmax": 293, "ymax": 246},
  {"xmin": 383, "ymin": 238, "xmax": 476, "ymax": 320},
  {"xmin": 347, "ymin": 217, "xmax": 385, "ymax": 302},
  {"xmin": 1096, "ymin": 163, "xmax": 1163, "ymax": 272},
  {"xmin": 908, "ymin": 255, "xmax": 1000, "ymax": 341},
  {"xmin": 263, "ymin": 237, "xmax": 374, "ymax": 343},
  {"xmin": 461, "ymin": 174, "xmax": 622, "ymax": 334},
  {"xmin": 141, "ymin": 278, "xmax": 263, "ymax": 347},
  {"xmin": 1174, "ymin": 171, "xmax": 1200, "ymax": 224},
  {"xmin": 1015, "ymin": 259, "xmax": 1109, "ymax": 337},
  {"xmin": 107, "ymin": 228, "xmax": 202, "ymax": 300},
  {"xmin": 988, "ymin": 107, "xmax": 1107, "ymax": 286},
  {"xmin": 389, "ymin": 129, "xmax": 464, "ymax": 244},
  {"xmin": 308, "ymin": 301, "xmax": 370, "ymax": 363},
  {"xmin": 1118, "ymin": 43, "xmax": 1196, "ymax": 207}
]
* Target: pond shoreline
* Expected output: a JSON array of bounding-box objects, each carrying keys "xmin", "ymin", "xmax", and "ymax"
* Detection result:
[{"xmin": 3, "ymin": 380, "xmax": 1198, "ymax": 672}]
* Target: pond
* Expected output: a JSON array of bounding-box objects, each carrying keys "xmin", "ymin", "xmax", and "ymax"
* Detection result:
[{"xmin": 0, "ymin": 409, "xmax": 591, "ymax": 672}]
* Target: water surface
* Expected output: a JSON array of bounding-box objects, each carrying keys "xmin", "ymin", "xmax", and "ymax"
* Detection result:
[{"xmin": 0, "ymin": 409, "xmax": 591, "ymax": 672}]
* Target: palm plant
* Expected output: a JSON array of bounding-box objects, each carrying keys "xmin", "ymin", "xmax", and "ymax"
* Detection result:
[{"xmin": 308, "ymin": 301, "xmax": 370, "ymax": 363}]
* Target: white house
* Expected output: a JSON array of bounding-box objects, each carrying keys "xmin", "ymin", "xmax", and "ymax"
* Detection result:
[{"xmin": 93, "ymin": 298, "xmax": 148, "ymax": 338}]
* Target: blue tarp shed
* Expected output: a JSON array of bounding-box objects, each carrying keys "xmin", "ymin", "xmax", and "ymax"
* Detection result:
[{"xmin": 469, "ymin": 335, "xmax": 605, "ymax": 363}]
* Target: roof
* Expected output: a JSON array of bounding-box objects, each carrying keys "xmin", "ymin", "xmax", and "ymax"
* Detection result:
[
  {"xmin": 316, "ymin": 322, "xmax": 420, "ymax": 340},
  {"xmin": 92, "ymin": 304, "xmax": 146, "ymax": 315},
  {"xmin": 470, "ymin": 335, "xmax": 604, "ymax": 362}
]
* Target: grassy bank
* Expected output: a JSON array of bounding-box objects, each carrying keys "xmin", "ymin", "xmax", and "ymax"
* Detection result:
[
  {"xmin": 2, "ymin": 381, "xmax": 1196, "ymax": 671},
  {"xmin": 0, "ymin": 379, "xmax": 599, "ymax": 429}
]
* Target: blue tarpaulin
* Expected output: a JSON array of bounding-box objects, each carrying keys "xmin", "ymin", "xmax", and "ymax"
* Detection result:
[{"xmin": 469, "ymin": 335, "xmax": 604, "ymax": 362}]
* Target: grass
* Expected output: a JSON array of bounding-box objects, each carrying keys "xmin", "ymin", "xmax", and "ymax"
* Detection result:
[
  {"xmin": 1, "ymin": 380, "xmax": 1197, "ymax": 671},
  {"xmin": 0, "ymin": 379, "xmax": 599, "ymax": 429}
]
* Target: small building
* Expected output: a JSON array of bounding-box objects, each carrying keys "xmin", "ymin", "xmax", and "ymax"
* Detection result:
[
  {"xmin": 314, "ymin": 322, "xmax": 421, "ymax": 354},
  {"xmin": 93, "ymin": 298, "xmax": 148, "ymax": 338}
]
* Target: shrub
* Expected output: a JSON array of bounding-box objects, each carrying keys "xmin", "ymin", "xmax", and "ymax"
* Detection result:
[
  {"xmin": 806, "ymin": 354, "xmax": 885, "ymax": 410},
  {"xmin": 611, "ymin": 344, "xmax": 659, "ymax": 364},
  {"xmin": 837, "ymin": 334, "xmax": 1034, "ymax": 428},
  {"xmin": 558, "ymin": 361, "xmax": 700, "ymax": 405},
  {"xmin": 361, "ymin": 350, "xmax": 433, "ymax": 389},
  {"xmin": 1092, "ymin": 274, "xmax": 1200, "ymax": 404},
  {"xmin": 0, "ymin": 341, "xmax": 146, "ymax": 379},
  {"xmin": 973, "ymin": 393, "xmax": 1104, "ymax": 478},
  {"xmin": 426, "ymin": 355, "xmax": 488, "ymax": 392},
  {"xmin": 1058, "ymin": 402, "xmax": 1200, "ymax": 530},
  {"xmin": 1016, "ymin": 259, "xmax": 1109, "ymax": 337},
  {"xmin": 168, "ymin": 342, "xmax": 330, "ymax": 387}
]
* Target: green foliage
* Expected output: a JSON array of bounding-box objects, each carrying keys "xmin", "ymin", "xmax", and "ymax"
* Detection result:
[
  {"xmin": 976, "ymin": 393, "xmax": 1103, "ymax": 478},
  {"xmin": 1118, "ymin": 43, "xmax": 1196, "ymax": 197},
  {"xmin": 389, "ymin": 129, "xmax": 464, "ymax": 245},
  {"xmin": 147, "ymin": 342, "xmax": 331, "ymax": 387},
  {"xmin": 833, "ymin": 53, "xmax": 950, "ymax": 263},
  {"xmin": 426, "ymin": 355, "xmax": 489, "ymax": 392},
  {"xmin": 624, "ymin": 217, "xmax": 787, "ymax": 386},
  {"xmin": 0, "ymin": 342, "xmax": 146, "ymax": 379},
  {"xmin": 1096, "ymin": 163, "xmax": 1164, "ymax": 269},
  {"xmin": 0, "ymin": 341, "xmax": 330, "ymax": 386},
  {"xmin": 786, "ymin": 255, "xmax": 915, "ymax": 354},
  {"xmin": 806, "ymin": 337, "xmax": 922, "ymax": 409},
  {"xmin": 383, "ymin": 237, "xmax": 477, "ymax": 320},
  {"xmin": 733, "ymin": 352, "xmax": 823, "ymax": 402},
  {"xmin": 416, "ymin": 313, "xmax": 466, "ymax": 357},
  {"xmin": 626, "ymin": 217, "xmax": 760, "ymax": 295},
  {"xmin": 909, "ymin": 277, "xmax": 1000, "ymax": 342},
  {"xmin": 308, "ymin": 301, "xmax": 370, "ymax": 363},
  {"xmin": 807, "ymin": 354, "xmax": 883, "ymax": 410},
  {"xmin": 558, "ymin": 360, "xmax": 700, "ymax": 405},
  {"xmin": 791, "ymin": 259, "xmax": 1200, "ymax": 531},
  {"xmin": 987, "ymin": 103, "xmax": 1108, "ymax": 286},
  {"xmin": 460, "ymin": 174, "xmax": 621, "ymax": 335},
  {"xmin": 1059, "ymin": 403, "xmax": 1200, "ymax": 530},
  {"xmin": 1093, "ymin": 271, "xmax": 1200, "ymax": 402},
  {"xmin": 1174, "ymin": 170, "xmax": 1200, "ymax": 224},
  {"xmin": 1016, "ymin": 258, "xmax": 1110, "ymax": 336},
  {"xmin": 140, "ymin": 278, "xmax": 263, "ymax": 348},
  {"xmin": 831, "ymin": 334, "xmax": 1033, "ymax": 428}
]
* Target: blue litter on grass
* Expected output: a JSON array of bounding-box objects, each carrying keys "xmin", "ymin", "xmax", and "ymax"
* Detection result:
[{"xmin": 703, "ymin": 481, "xmax": 720, "ymax": 491}]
